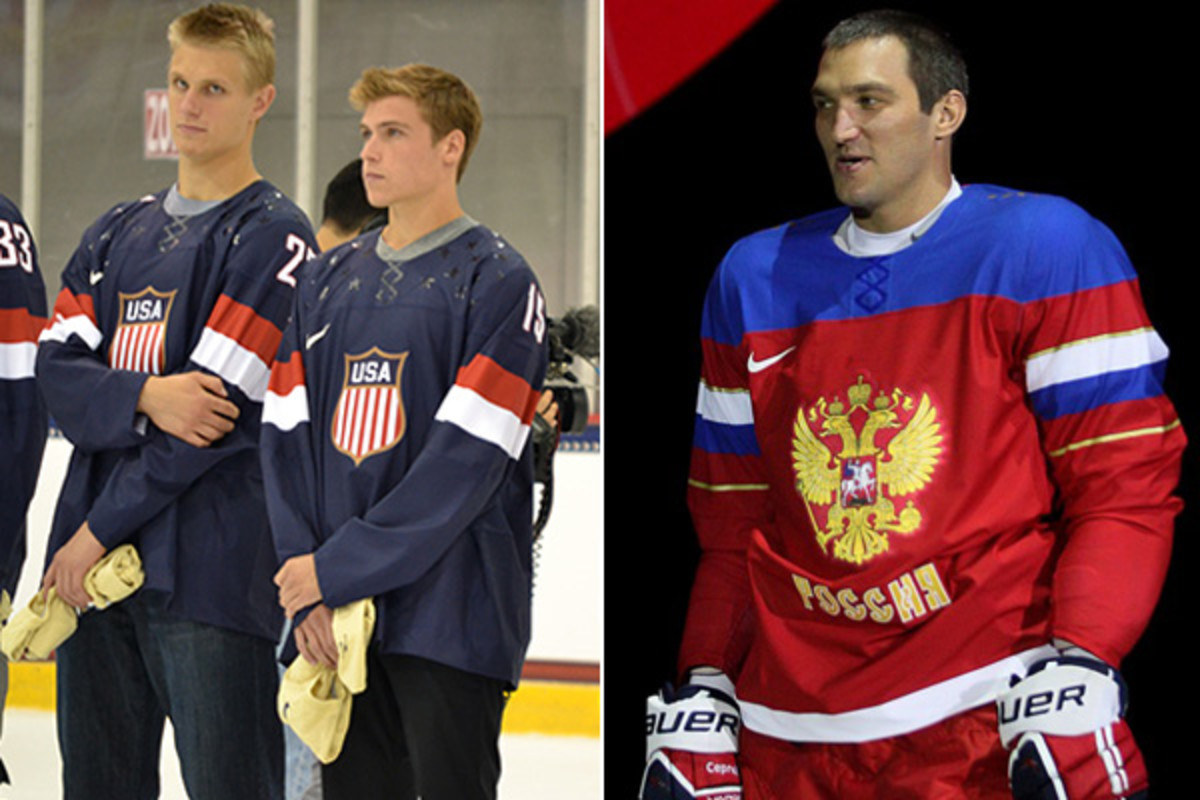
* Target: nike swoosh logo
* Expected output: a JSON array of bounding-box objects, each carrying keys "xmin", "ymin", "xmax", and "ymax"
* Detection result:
[
  {"xmin": 747, "ymin": 346, "xmax": 796, "ymax": 373},
  {"xmin": 305, "ymin": 324, "xmax": 331, "ymax": 350},
  {"xmin": 89, "ymin": 271, "xmax": 104, "ymax": 285}
]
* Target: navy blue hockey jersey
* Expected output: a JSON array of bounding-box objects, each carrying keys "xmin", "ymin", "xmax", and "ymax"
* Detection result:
[
  {"xmin": 0, "ymin": 194, "xmax": 48, "ymax": 599},
  {"xmin": 36, "ymin": 181, "xmax": 317, "ymax": 640},
  {"xmin": 262, "ymin": 220, "xmax": 547, "ymax": 686}
]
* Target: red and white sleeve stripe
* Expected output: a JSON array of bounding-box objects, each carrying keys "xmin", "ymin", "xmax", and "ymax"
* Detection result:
[
  {"xmin": 262, "ymin": 349, "xmax": 309, "ymax": 431},
  {"xmin": 39, "ymin": 288, "xmax": 102, "ymax": 350},
  {"xmin": 0, "ymin": 306, "xmax": 47, "ymax": 379},
  {"xmin": 191, "ymin": 294, "xmax": 285, "ymax": 402},
  {"xmin": 434, "ymin": 353, "xmax": 541, "ymax": 459}
]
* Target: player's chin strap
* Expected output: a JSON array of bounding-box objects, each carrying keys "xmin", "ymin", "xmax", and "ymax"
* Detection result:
[{"xmin": 996, "ymin": 652, "xmax": 1148, "ymax": 799}]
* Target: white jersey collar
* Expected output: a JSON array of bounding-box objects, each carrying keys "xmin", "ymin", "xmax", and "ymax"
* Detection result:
[{"xmin": 835, "ymin": 177, "xmax": 962, "ymax": 257}]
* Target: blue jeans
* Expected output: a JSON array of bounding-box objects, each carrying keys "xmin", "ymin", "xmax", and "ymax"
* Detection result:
[
  {"xmin": 56, "ymin": 593, "xmax": 283, "ymax": 800},
  {"xmin": 285, "ymin": 716, "xmax": 324, "ymax": 800},
  {"xmin": 278, "ymin": 621, "xmax": 323, "ymax": 800}
]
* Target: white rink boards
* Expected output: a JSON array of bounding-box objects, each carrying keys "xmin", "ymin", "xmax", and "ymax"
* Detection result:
[{"xmin": 17, "ymin": 432, "xmax": 601, "ymax": 667}]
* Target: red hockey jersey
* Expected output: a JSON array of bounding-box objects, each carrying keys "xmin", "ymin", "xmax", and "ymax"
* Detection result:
[{"xmin": 682, "ymin": 185, "xmax": 1184, "ymax": 742}]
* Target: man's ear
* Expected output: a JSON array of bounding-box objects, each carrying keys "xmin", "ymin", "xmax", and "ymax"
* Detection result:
[
  {"xmin": 251, "ymin": 83, "xmax": 277, "ymax": 123},
  {"xmin": 440, "ymin": 129, "xmax": 466, "ymax": 170},
  {"xmin": 933, "ymin": 89, "xmax": 966, "ymax": 139}
]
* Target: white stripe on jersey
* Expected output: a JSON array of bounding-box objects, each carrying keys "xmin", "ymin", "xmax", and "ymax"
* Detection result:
[
  {"xmin": 740, "ymin": 644, "xmax": 1057, "ymax": 743},
  {"xmin": 696, "ymin": 381, "xmax": 754, "ymax": 426},
  {"xmin": 434, "ymin": 384, "xmax": 530, "ymax": 460},
  {"xmin": 1025, "ymin": 328, "xmax": 1168, "ymax": 393},
  {"xmin": 0, "ymin": 341, "xmax": 37, "ymax": 379},
  {"xmin": 192, "ymin": 327, "xmax": 270, "ymax": 402},
  {"xmin": 39, "ymin": 312, "xmax": 104, "ymax": 351},
  {"xmin": 263, "ymin": 384, "xmax": 310, "ymax": 431}
]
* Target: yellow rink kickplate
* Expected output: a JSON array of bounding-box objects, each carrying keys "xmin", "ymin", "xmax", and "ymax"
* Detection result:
[
  {"xmin": 503, "ymin": 680, "xmax": 599, "ymax": 737},
  {"xmin": 6, "ymin": 661, "xmax": 56, "ymax": 711},
  {"xmin": 7, "ymin": 661, "xmax": 597, "ymax": 737}
]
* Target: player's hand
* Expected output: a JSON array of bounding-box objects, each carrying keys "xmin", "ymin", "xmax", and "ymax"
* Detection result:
[
  {"xmin": 641, "ymin": 682, "xmax": 742, "ymax": 799},
  {"xmin": 41, "ymin": 521, "xmax": 107, "ymax": 610},
  {"xmin": 294, "ymin": 604, "xmax": 338, "ymax": 670},
  {"xmin": 275, "ymin": 554, "xmax": 323, "ymax": 618},
  {"xmin": 536, "ymin": 390, "xmax": 559, "ymax": 428},
  {"xmin": 997, "ymin": 655, "xmax": 1148, "ymax": 799},
  {"xmin": 137, "ymin": 371, "xmax": 239, "ymax": 447}
]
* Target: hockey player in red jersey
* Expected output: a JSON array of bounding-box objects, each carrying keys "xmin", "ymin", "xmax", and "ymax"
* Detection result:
[
  {"xmin": 264, "ymin": 65, "xmax": 546, "ymax": 800},
  {"xmin": 642, "ymin": 10, "xmax": 1181, "ymax": 800},
  {"xmin": 35, "ymin": 5, "xmax": 316, "ymax": 798}
]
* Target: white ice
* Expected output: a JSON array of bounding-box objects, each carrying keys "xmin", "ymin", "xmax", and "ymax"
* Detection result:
[{"xmin": 0, "ymin": 709, "xmax": 600, "ymax": 799}]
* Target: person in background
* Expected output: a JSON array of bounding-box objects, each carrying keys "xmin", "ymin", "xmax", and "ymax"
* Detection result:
[{"xmin": 315, "ymin": 158, "xmax": 386, "ymax": 253}]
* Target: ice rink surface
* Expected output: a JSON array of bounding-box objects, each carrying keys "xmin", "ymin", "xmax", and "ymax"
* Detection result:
[{"xmin": 0, "ymin": 709, "xmax": 600, "ymax": 799}]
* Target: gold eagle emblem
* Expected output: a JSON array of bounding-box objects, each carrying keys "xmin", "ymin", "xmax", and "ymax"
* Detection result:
[{"xmin": 791, "ymin": 375, "xmax": 942, "ymax": 565}]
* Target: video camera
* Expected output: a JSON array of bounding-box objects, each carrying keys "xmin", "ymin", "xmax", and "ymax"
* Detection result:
[
  {"xmin": 531, "ymin": 304, "xmax": 598, "ymax": 540},
  {"xmin": 543, "ymin": 304, "xmax": 598, "ymax": 435}
]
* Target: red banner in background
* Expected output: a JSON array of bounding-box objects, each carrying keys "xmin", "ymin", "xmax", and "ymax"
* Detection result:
[{"xmin": 605, "ymin": 0, "xmax": 777, "ymax": 135}]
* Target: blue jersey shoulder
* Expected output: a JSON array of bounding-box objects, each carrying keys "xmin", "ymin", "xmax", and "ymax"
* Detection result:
[
  {"xmin": 0, "ymin": 193, "xmax": 24, "ymax": 222},
  {"xmin": 80, "ymin": 191, "xmax": 163, "ymax": 247},
  {"xmin": 958, "ymin": 184, "xmax": 1114, "ymax": 246},
  {"xmin": 719, "ymin": 208, "xmax": 842, "ymax": 278},
  {"xmin": 295, "ymin": 229, "xmax": 374, "ymax": 312},
  {"xmin": 955, "ymin": 183, "xmax": 1136, "ymax": 292},
  {"xmin": 467, "ymin": 225, "xmax": 537, "ymax": 290},
  {"xmin": 226, "ymin": 181, "xmax": 313, "ymax": 240},
  {"xmin": 703, "ymin": 185, "xmax": 1137, "ymax": 341}
]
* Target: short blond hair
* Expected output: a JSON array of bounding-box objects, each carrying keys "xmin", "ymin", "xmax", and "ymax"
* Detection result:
[
  {"xmin": 350, "ymin": 65, "xmax": 483, "ymax": 182},
  {"xmin": 167, "ymin": 3, "xmax": 276, "ymax": 89}
]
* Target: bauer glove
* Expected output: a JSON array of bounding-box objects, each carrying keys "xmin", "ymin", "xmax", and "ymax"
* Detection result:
[
  {"xmin": 640, "ymin": 682, "xmax": 742, "ymax": 800},
  {"xmin": 997, "ymin": 655, "xmax": 1148, "ymax": 799}
]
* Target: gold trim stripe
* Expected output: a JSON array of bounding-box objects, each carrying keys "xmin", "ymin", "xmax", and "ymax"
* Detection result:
[
  {"xmin": 1026, "ymin": 326, "xmax": 1152, "ymax": 362},
  {"xmin": 699, "ymin": 378, "xmax": 750, "ymax": 395},
  {"xmin": 1049, "ymin": 419, "xmax": 1182, "ymax": 458},
  {"xmin": 688, "ymin": 478, "xmax": 770, "ymax": 492}
]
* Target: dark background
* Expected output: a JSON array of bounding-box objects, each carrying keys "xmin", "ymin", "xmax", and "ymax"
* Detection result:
[{"xmin": 604, "ymin": 2, "xmax": 1193, "ymax": 796}]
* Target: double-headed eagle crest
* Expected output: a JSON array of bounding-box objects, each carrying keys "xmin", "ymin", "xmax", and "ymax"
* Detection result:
[{"xmin": 792, "ymin": 375, "xmax": 942, "ymax": 565}]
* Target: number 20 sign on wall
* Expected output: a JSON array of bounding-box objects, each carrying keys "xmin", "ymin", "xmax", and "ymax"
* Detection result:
[{"xmin": 144, "ymin": 89, "xmax": 179, "ymax": 161}]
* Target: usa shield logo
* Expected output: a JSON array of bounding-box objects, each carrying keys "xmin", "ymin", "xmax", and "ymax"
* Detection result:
[
  {"xmin": 331, "ymin": 348, "xmax": 408, "ymax": 465},
  {"xmin": 110, "ymin": 286, "xmax": 176, "ymax": 374}
]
